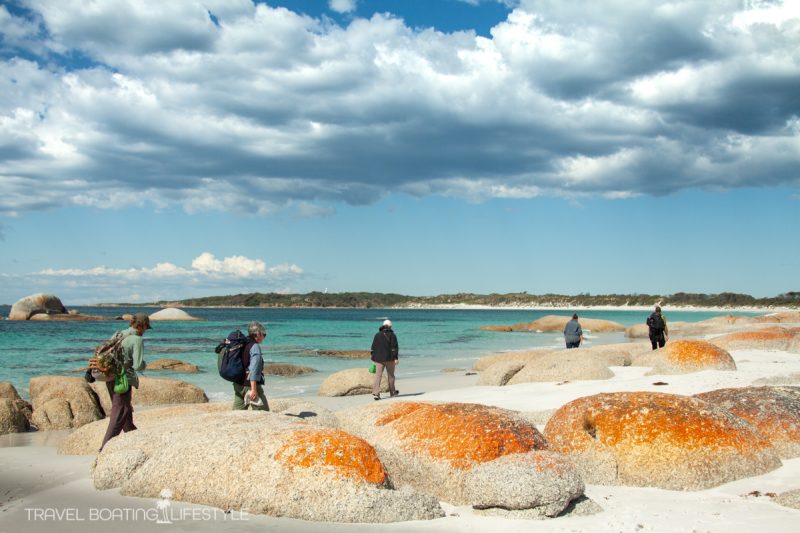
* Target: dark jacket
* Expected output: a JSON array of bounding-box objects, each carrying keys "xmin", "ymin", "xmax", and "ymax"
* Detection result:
[
  {"xmin": 371, "ymin": 326, "xmax": 399, "ymax": 363},
  {"xmin": 646, "ymin": 312, "xmax": 668, "ymax": 336}
]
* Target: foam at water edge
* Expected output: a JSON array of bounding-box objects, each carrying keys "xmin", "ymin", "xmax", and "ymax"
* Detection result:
[{"xmin": 206, "ymin": 391, "xmax": 229, "ymax": 403}]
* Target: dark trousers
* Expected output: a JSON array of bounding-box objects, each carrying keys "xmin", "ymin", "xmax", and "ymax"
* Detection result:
[
  {"xmin": 566, "ymin": 341, "xmax": 580, "ymax": 349},
  {"xmin": 650, "ymin": 332, "xmax": 666, "ymax": 350},
  {"xmin": 100, "ymin": 380, "xmax": 137, "ymax": 450}
]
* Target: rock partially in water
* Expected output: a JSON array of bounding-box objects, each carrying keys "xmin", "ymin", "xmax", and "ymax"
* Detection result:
[
  {"xmin": 148, "ymin": 308, "xmax": 205, "ymax": 321},
  {"xmin": 316, "ymin": 350, "xmax": 371, "ymax": 359},
  {"xmin": 264, "ymin": 363, "xmax": 317, "ymax": 376},
  {"xmin": 146, "ymin": 358, "xmax": 200, "ymax": 373},
  {"xmin": 9, "ymin": 293, "xmax": 66, "ymax": 320}
]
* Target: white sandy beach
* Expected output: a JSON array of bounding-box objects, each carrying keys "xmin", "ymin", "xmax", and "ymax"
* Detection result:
[{"xmin": 1, "ymin": 347, "xmax": 799, "ymax": 532}]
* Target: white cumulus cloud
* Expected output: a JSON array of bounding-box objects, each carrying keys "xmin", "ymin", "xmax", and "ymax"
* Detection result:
[
  {"xmin": 329, "ymin": 0, "xmax": 357, "ymax": 14},
  {"xmin": 2, "ymin": 252, "xmax": 305, "ymax": 303},
  {"xmin": 191, "ymin": 252, "xmax": 267, "ymax": 277}
]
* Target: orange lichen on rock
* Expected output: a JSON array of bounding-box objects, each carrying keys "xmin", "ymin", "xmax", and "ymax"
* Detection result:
[
  {"xmin": 663, "ymin": 340, "xmax": 736, "ymax": 371},
  {"xmin": 695, "ymin": 386, "xmax": 800, "ymax": 459},
  {"xmin": 545, "ymin": 392, "xmax": 761, "ymax": 452},
  {"xmin": 711, "ymin": 327, "xmax": 798, "ymax": 351},
  {"xmin": 375, "ymin": 402, "xmax": 547, "ymax": 469},
  {"xmin": 543, "ymin": 391, "xmax": 781, "ymax": 490},
  {"xmin": 275, "ymin": 428, "xmax": 387, "ymax": 485},
  {"xmin": 753, "ymin": 312, "xmax": 800, "ymax": 323}
]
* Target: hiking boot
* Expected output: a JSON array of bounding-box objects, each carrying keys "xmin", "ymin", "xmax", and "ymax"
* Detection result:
[
  {"xmin": 373, "ymin": 394, "xmax": 381, "ymax": 401},
  {"xmin": 390, "ymin": 390, "xmax": 399, "ymax": 397}
]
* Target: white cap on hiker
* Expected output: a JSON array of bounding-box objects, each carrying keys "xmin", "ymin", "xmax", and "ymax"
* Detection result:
[{"xmin": 383, "ymin": 319, "xmax": 392, "ymax": 328}]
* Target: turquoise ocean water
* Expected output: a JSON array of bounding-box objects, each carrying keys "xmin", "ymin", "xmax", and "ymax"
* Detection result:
[{"xmin": 0, "ymin": 306, "xmax": 755, "ymax": 402}]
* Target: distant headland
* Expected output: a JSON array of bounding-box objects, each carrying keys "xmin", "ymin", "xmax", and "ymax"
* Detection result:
[{"xmin": 93, "ymin": 291, "xmax": 800, "ymax": 310}]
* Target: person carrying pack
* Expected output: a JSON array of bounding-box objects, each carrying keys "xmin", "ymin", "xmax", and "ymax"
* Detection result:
[
  {"xmin": 646, "ymin": 305, "xmax": 669, "ymax": 351},
  {"xmin": 99, "ymin": 312, "xmax": 150, "ymax": 451},
  {"xmin": 217, "ymin": 321, "xmax": 269, "ymax": 411}
]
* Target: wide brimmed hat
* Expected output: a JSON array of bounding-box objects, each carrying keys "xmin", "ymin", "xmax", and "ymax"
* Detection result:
[{"xmin": 131, "ymin": 312, "xmax": 152, "ymax": 329}]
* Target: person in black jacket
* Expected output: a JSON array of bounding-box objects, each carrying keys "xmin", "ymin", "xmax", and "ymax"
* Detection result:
[
  {"xmin": 371, "ymin": 319, "xmax": 399, "ymax": 400},
  {"xmin": 646, "ymin": 306, "xmax": 669, "ymax": 350}
]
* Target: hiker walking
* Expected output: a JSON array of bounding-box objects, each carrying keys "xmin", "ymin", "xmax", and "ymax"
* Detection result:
[
  {"xmin": 232, "ymin": 321, "xmax": 270, "ymax": 411},
  {"xmin": 563, "ymin": 313, "xmax": 584, "ymax": 349},
  {"xmin": 646, "ymin": 306, "xmax": 669, "ymax": 350},
  {"xmin": 99, "ymin": 312, "xmax": 149, "ymax": 451},
  {"xmin": 371, "ymin": 319, "xmax": 399, "ymax": 400}
]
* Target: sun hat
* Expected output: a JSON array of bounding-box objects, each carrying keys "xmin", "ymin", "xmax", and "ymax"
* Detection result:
[
  {"xmin": 383, "ymin": 319, "xmax": 392, "ymax": 328},
  {"xmin": 131, "ymin": 312, "xmax": 152, "ymax": 329}
]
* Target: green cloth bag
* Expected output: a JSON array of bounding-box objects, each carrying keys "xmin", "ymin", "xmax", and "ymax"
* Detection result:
[
  {"xmin": 368, "ymin": 363, "xmax": 376, "ymax": 374},
  {"xmin": 113, "ymin": 368, "xmax": 130, "ymax": 394}
]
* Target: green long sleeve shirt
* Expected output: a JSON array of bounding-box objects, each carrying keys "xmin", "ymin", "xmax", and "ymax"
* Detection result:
[{"xmin": 121, "ymin": 327, "xmax": 147, "ymax": 388}]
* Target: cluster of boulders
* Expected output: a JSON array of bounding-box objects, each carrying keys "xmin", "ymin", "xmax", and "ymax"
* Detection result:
[
  {"xmin": 473, "ymin": 342, "xmax": 648, "ymax": 387},
  {"xmin": 8, "ymin": 293, "xmax": 67, "ymax": 319},
  {"xmin": 0, "ymin": 376, "xmax": 207, "ymax": 433},
  {"xmin": 473, "ymin": 317, "xmax": 800, "ymax": 387},
  {"xmin": 322, "ymin": 319, "xmax": 800, "ymax": 396},
  {"xmin": 709, "ymin": 326, "xmax": 800, "ymax": 353},
  {"xmin": 76, "ymin": 400, "xmax": 597, "ymax": 523},
  {"xmin": 89, "ymin": 409, "xmax": 444, "ymax": 523},
  {"xmin": 7, "ymin": 294, "xmax": 203, "ymax": 322},
  {"xmin": 624, "ymin": 311, "xmax": 800, "ymax": 341},
  {"xmin": 73, "ymin": 383, "xmax": 800, "ymax": 523},
  {"xmin": 7, "ymin": 293, "xmax": 104, "ymax": 321}
]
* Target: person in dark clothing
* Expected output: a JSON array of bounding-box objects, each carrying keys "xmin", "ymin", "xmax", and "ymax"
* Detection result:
[
  {"xmin": 563, "ymin": 313, "xmax": 584, "ymax": 349},
  {"xmin": 646, "ymin": 306, "xmax": 669, "ymax": 350},
  {"xmin": 371, "ymin": 319, "xmax": 399, "ymax": 400}
]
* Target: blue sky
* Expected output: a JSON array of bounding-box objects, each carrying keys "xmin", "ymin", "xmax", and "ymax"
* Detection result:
[{"xmin": 0, "ymin": 0, "xmax": 798, "ymax": 304}]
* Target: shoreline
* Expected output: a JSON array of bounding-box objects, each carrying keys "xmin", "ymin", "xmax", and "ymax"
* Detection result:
[{"xmin": 78, "ymin": 303, "xmax": 798, "ymax": 313}]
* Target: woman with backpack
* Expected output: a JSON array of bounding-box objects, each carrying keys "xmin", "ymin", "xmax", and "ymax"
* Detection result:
[
  {"xmin": 646, "ymin": 306, "xmax": 669, "ymax": 350},
  {"xmin": 370, "ymin": 319, "xmax": 399, "ymax": 400},
  {"xmin": 232, "ymin": 321, "xmax": 270, "ymax": 411}
]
